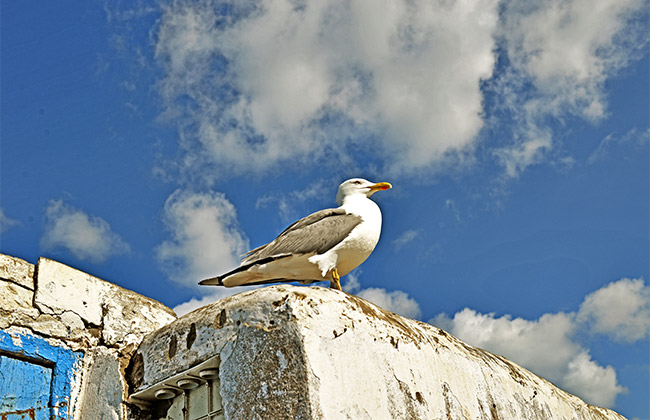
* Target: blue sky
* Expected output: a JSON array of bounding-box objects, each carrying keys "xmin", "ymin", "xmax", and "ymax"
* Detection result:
[{"xmin": 1, "ymin": 1, "xmax": 648, "ymax": 417}]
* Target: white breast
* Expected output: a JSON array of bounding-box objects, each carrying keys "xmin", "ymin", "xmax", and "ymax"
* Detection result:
[{"xmin": 309, "ymin": 195, "xmax": 383, "ymax": 277}]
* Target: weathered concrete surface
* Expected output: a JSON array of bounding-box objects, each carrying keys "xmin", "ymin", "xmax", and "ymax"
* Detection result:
[
  {"xmin": 34, "ymin": 257, "xmax": 176, "ymax": 350},
  {"xmin": 101, "ymin": 288, "xmax": 177, "ymax": 351},
  {"xmin": 35, "ymin": 257, "xmax": 106, "ymax": 326},
  {"xmin": 131, "ymin": 285, "xmax": 626, "ymax": 420},
  {"xmin": 0, "ymin": 253, "xmax": 34, "ymax": 290},
  {"xmin": 35, "ymin": 258, "xmax": 175, "ymax": 332},
  {"xmin": 1, "ymin": 255, "xmax": 177, "ymax": 352},
  {"xmin": 75, "ymin": 347, "xmax": 124, "ymax": 420},
  {"xmin": 0, "ymin": 280, "xmax": 33, "ymax": 311},
  {"xmin": 1, "ymin": 254, "xmax": 178, "ymax": 420}
]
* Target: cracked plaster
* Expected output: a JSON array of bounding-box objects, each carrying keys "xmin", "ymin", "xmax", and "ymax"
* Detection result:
[
  {"xmin": 1, "ymin": 253, "xmax": 177, "ymax": 420},
  {"xmin": 0, "ymin": 253, "xmax": 34, "ymax": 290},
  {"xmin": 130, "ymin": 285, "xmax": 626, "ymax": 420}
]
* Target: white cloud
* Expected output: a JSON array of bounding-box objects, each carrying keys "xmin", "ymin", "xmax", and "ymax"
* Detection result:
[
  {"xmin": 156, "ymin": 189, "xmax": 249, "ymax": 287},
  {"xmin": 431, "ymin": 309, "xmax": 580, "ymax": 382},
  {"xmin": 392, "ymin": 229, "xmax": 420, "ymax": 251},
  {"xmin": 341, "ymin": 270, "xmax": 421, "ymax": 319},
  {"xmin": 358, "ymin": 287, "xmax": 422, "ymax": 319},
  {"xmin": 430, "ymin": 308, "xmax": 625, "ymax": 407},
  {"xmin": 41, "ymin": 200, "xmax": 130, "ymax": 263},
  {"xmin": 154, "ymin": 0, "xmax": 499, "ymax": 178},
  {"xmin": 149, "ymin": 0, "xmax": 647, "ymax": 183},
  {"xmin": 342, "ymin": 271, "xmax": 362, "ymax": 294},
  {"xmin": 562, "ymin": 351, "xmax": 627, "ymax": 408},
  {"xmin": 153, "ymin": 0, "xmax": 647, "ymax": 182},
  {"xmin": 493, "ymin": 0, "xmax": 648, "ymax": 175},
  {"xmin": 0, "ymin": 208, "xmax": 20, "ymax": 234},
  {"xmin": 501, "ymin": 0, "xmax": 647, "ymax": 119},
  {"xmin": 577, "ymin": 277, "xmax": 650, "ymax": 342},
  {"xmin": 429, "ymin": 277, "xmax": 646, "ymax": 408}
]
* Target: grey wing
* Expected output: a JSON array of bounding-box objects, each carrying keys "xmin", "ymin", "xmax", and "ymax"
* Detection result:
[
  {"xmin": 241, "ymin": 209, "xmax": 362, "ymax": 264},
  {"xmin": 277, "ymin": 208, "xmax": 348, "ymax": 236},
  {"xmin": 240, "ymin": 209, "xmax": 345, "ymax": 258}
]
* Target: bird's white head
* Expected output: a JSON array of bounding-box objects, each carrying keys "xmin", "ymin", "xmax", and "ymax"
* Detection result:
[{"xmin": 336, "ymin": 178, "xmax": 392, "ymax": 206}]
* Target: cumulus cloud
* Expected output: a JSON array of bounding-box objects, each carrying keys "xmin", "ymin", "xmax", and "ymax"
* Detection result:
[
  {"xmin": 501, "ymin": 0, "xmax": 647, "ymax": 119},
  {"xmin": 41, "ymin": 200, "xmax": 131, "ymax": 263},
  {"xmin": 431, "ymin": 309, "xmax": 580, "ymax": 382},
  {"xmin": 0, "ymin": 208, "xmax": 20, "ymax": 234},
  {"xmin": 562, "ymin": 351, "xmax": 627, "ymax": 408},
  {"xmin": 429, "ymin": 277, "xmax": 648, "ymax": 407},
  {"xmin": 154, "ymin": 0, "xmax": 499, "ymax": 178},
  {"xmin": 492, "ymin": 0, "xmax": 648, "ymax": 175},
  {"xmin": 577, "ymin": 277, "xmax": 650, "ymax": 342},
  {"xmin": 151, "ymin": 0, "xmax": 647, "ymax": 182},
  {"xmin": 358, "ymin": 287, "xmax": 423, "ymax": 320},
  {"xmin": 342, "ymin": 271, "xmax": 362, "ymax": 294},
  {"xmin": 430, "ymin": 309, "xmax": 625, "ymax": 407},
  {"xmin": 156, "ymin": 189, "xmax": 249, "ymax": 287},
  {"xmin": 343, "ymin": 271, "xmax": 422, "ymax": 319},
  {"xmin": 146, "ymin": 0, "xmax": 649, "ymax": 184}
]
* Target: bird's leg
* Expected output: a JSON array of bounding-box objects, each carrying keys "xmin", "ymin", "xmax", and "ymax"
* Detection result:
[{"xmin": 330, "ymin": 268, "xmax": 342, "ymax": 291}]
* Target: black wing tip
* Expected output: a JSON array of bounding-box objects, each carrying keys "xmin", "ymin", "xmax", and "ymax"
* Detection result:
[
  {"xmin": 199, "ymin": 276, "xmax": 223, "ymax": 286},
  {"xmin": 200, "ymin": 255, "xmax": 293, "ymax": 287}
]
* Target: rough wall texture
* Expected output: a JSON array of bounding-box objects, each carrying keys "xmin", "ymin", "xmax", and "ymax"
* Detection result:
[
  {"xmin": 132, "ymin": 285, "xmax": 626, "ymax": 420},
  {"xmin": 3, "ymin": 253, "xmax": 627, "ymax": 420},
  {"xmin": 0, "ymin": 254, "xmax": 176, "ymax": 419}
]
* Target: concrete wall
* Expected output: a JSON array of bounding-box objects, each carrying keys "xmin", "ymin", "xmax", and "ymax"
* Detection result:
[
  {"xmin": 0, "ymin": 254, "xmax": 176, "ymax": 419},
  {"xmin": 2, "ymin": 254, "xmax": 628, "ymax": 419},
  {"xmin": 130, "ymin": 285, "xmax": 627, "ymax": 420}
]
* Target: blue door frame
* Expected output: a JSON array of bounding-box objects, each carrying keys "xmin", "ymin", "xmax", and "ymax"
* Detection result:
[{"xmin": 0, "ymin": 330, "xmax": 83, "ymax": 420}]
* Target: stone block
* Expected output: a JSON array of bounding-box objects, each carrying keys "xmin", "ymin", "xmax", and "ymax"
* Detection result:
[
  {"xmin": 0, "ymin": 253, "xmax": 35, "ymax": 290},
  {"xmin": 28, "ymin": 313, "xmax": 73, "ymax": 338},
  {"xmin": 34, "ymin": 258, "xmax": 176, "ymax": 338},
  {"xmin": 0, "ymin": 307, "xmax": 98, "ymax": 349},
  {"xmin": 35, "ymin": 258, "xmax": 106, "ymax": 326},
  {"xmin": 0, "ymin": 279, "xmax": 34, "ymax": 311},
  {"xmin": 102, "ymin": 288, "xmax": 177, "ymax": 350},
  {"xmin": 76, "ymin": 347, "xmax": 125, "ymax": 420},
  {"xmin": 59, "ymin": 310, "xmax": 87, "ymax": 332}
]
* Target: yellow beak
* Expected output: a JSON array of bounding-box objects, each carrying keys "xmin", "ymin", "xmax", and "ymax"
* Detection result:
[{"xmin": 369, "ymin": 182, "xmax": 392, "ymax": 191}]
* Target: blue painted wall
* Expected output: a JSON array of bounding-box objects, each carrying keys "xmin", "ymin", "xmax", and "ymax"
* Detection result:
[{"xmin": 0, "ymin": 330, "xmax": 83, "ymax": 420}]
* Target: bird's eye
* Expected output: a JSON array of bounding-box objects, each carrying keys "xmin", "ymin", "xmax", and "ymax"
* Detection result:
[{"xmin": 353, "ymin": 180, "xmax": 362, "ymax": 185}]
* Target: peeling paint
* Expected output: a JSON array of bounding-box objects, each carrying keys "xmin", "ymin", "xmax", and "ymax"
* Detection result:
[
  {"xmin": 0, "ymin": 329, "xmax": 83, "ymax": 420},
  {"xmin": 1, "ymin": 253, "xmax": 176, "ymax": 420}
]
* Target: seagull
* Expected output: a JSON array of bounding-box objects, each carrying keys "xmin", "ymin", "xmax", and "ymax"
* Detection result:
[{"xmin": 199, "ymin": 178, "xmax": 392, "ymax": 291}]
